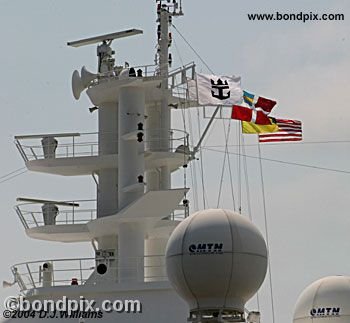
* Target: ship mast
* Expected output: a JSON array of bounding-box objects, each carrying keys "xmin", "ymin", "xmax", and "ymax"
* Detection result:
[
  {"xmin": 6, "ymin": 2, "xmax": 252, "ymax": 321},
  {"xmin": 11, "ymin": 1, "xmax": 193, "ymax": 302},
  {"xmin": 159, "ymin": 3, "xmax": 171, "ymax": 190},
  {"xmin": 66, "ymin": 0, "xmax": 186, "ymax": 283},
  {"xmin": 146, "ymin": 0, "xmax": 183, "ymax": 192}
]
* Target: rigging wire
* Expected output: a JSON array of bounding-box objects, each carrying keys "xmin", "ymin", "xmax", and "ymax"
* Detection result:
[
  {"xmin": 256, "ymin": 292, "xmax": 261, "ymax": 314},
  {"xmin": 216, "ymin": 120, "xmax": 233, "ymax": 208},
  {"xmin": 196, "ymin": 107, "xmax": 207, "ymax": 209},
  {"xmin": 202, "ymin": 147, "xmax": 350, "ymax": 175},
  {"xmin": 173, "ymin": 36, "xmax": 196, "ymax": 212},
  {"xmin": 0, "ymin": 170, "xmax": 28, "ymax": 184},
  {"xmin": 0, "ymin": 166, "xmax": 27, "ymax": 180},
  {"xmin": 175, "ymin": 80, "xmax": 190, "ymax": 214},
  {"xmin": 241, "ymin": 135, "xmax": 259, "ymax": 310},
  {"xmin": 173, "ymin": 24, "xmax": 217, "ymax": 209},
  {"xmin": 223, "ymin": 119, "xmax": 236, "ymax": 211},
  {"xmin": 257, "ymin": 143, "xmax": 276, "ymax": 323},
  {"xmin": 227, "ymin": 122, "xmax": 236, "ymax": 211},
  {"xmin": 173, "ymin": 34, "xmax": 205, "ymax": 211},
  {"xmin": 240, "ymin": 135, "xmax": 260, "ymax": 310},
  {"xmin": 241, "ymin": 136, "xmax": 252, "ymax": 220},
  {"xmin": 173, "ymin": 21, "xmax": 268, "ymax": 317},
  {"xmin": 216, "ymin": 135, "xmax": 227, "ymax": 207},
  {"xmin": 187, "ymin": 108, "xmax": 199, "ymax": 210},
  {"xmin": 173, "ymin": 38, "xmax": 185, "ymax": 68},
  {"xmin": 172, "ymin": 22, "xmax": 349, "ymax": 320},
  {"xmin": 237, "ymin": 124, "xmax": 242, "ymax": 213},
  {"xmin": 173, "ymin": 23, "xmax": 239, "ymax": 210},
  {"xmin": 173, "ymin": 25, "xmax": 214, "ymax": 74},
  {"xmin": 182, "ymin": 108, "xmax": 199, "ymax": 211},
  {"xmin": 189, "ymin": 158, "xmax": 199, "ymax": 211},
  {"xmin": 203, "ymin": 139, "xmax": 350, "ymax": 148}
]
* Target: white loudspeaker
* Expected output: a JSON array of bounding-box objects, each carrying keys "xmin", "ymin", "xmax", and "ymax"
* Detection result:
[
  {"xmin": 119, "ymin": 68, "xmax": 130, "ymax": 80},
  {"xmin": 71, "ymin": 70, "xmax": 84, "ymax": 100},
  {"xmin": 80, "ymin": 66, "xmax": 98, "ymax": 86},
  {"xmin": 71, "ymin": 66, "xmax": 98, "ymax": 100}
]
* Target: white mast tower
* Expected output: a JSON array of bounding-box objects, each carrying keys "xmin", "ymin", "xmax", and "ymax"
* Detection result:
[{"xmin": 9, "ymin": 1, "xmax": 199, "ymax": 322}]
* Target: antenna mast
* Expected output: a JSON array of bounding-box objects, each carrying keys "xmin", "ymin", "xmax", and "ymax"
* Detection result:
[{"xmin": 156, "ymin": 0, "xmax": 183, "ymax": 190}]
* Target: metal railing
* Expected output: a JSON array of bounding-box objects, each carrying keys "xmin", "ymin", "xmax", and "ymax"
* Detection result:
[
  {"xmin": 87, "ymin": 62, "xmax": 198, "ymax": 108},
  {"xmin": 87, "ymin": 62, "xmax": 195, "ymax": 88},
  {"xmin": 15, "ymin": 129, "xmax": 190, "ymax": 162},
  {"xmin": 93, "ymin": 64, "xmax": 159, "ymax": 85},
  {"xmin": 15, "ymin": 199, "xmax": 187, "ymax": 230},
  {"xmin": 168, "ymin": 61, "xmax": 196, "ymax": 102},
  {"xmin": 15, "ymin": 200, "xmax": 96, "ymax": 229},
  {"xmin": 11, "ymin": 255, "xmax": 168, "ymax": 291},
  {"xmin": 15, "ymin": 132, "xmax": 96, "ymax": 162},
  {"xmin": 167, "ymin": 208, "xmax": 189, "ymax": 221}
]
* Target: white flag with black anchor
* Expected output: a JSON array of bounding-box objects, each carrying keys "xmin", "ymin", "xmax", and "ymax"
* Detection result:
[{"xmin": 188, "ymin": 73, "xmax": 243, "ymax": 106}]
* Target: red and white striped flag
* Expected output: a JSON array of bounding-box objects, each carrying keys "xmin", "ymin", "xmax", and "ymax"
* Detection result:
[{"xmin": 258, "ymin": 119, "xmax": 302, "ymax": 143}]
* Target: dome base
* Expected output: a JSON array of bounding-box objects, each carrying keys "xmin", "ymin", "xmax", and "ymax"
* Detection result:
[{"xmin": 189, "ymin": 308, "xmax": 245, "ymax": 323}]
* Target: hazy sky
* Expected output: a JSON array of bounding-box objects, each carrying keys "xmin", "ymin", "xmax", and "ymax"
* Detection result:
[{"xmin": 0, "ymin": 1, "xmax": 349, "ymax": 322}]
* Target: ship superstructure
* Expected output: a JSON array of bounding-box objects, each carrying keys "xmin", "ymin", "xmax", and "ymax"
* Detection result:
[{"xmin": 8, "ymin": 1, "xmax": 200, "ymax": 322}]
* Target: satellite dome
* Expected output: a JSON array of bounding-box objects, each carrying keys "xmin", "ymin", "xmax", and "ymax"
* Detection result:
[
  {"xmin": 293, "ymin": 276, "xmax": 350, "ymax": 323},
  {"xmin": 165, "ymin": 209, "xmax": 268, "ymax": 321}
]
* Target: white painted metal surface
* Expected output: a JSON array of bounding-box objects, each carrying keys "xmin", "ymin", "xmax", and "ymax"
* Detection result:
[
  {"xmin": 166, "ymin": 209, "xmax": 268, "ymax": 321},
  {"xmin": 293, "ymin": 276, "xmax": 350, "ymax": 323},
  {"xmin": 7, "ymin": 2, "xmax": 200, "ymax": 322}
]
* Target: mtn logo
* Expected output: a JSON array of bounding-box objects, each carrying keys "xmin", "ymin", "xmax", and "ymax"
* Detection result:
[
  {"xmin": 188, "ymin": 243, "xmax": 223, "ymax": 254},
  {"xmin": 310, "ymin": 307, "xmax": 340, "ymax": 317}
]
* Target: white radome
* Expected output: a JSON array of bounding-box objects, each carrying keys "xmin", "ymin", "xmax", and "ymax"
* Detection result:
[
  {"xmin": 293, "ymin": 275, "xmax": 350, "ymax": 323},
  {"xmin": 165, "ymin": 209, "xmax": 268, "ymax": 315}
]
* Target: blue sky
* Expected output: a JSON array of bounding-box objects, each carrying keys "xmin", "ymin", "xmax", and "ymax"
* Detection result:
[{"xmin": 0, "ymin": 1, "xmax": 349, "ymax": 322}]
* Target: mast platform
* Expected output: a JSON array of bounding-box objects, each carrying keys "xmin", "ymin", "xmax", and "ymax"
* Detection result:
[
  {"xmin": 16, "ymin": 189, "xmax": 187, "ymax": 243},
  {"xmin": 15, "ymin": 130, "xmax": 190, "ymax": 176}
]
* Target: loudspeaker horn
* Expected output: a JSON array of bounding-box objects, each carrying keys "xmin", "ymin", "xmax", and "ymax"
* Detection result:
[
  {"xmin": 119, "ymin": 68, "xmax": 130, "ymax": 80},
  {"xmin": 71, "ymin": 70, "xmax": 84, "ymax": 100},
  {"xmin": 81, "ymin": 66, "xmax": 98, "ymax": 87}
]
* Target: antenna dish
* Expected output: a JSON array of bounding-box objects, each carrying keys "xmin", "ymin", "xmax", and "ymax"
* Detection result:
[
  {"xmin": 166, "ymin": 209, "xmax": 268, "ymax": 322},
  {"xmin": 72, "ymin": 70, "xmax": 84, "ymax": 100},
  {"xmin": 16, "ymin": 197, "xmax": 79, "ymax": 207},
  {"xmin": 293, "ymin": 276, "xmax": 350, "ymax": 323},
  {"xmin": 67, "ymin": 29, "xmax": 143, "ymax": 48}
]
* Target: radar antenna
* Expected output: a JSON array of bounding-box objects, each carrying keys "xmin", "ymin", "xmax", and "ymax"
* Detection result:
[
  {"xmin": 16, "ymin": 197, "xmax": 79, "ymax": 207},
  {"xmin": 67, "ymin": 29, "xmax": 143, "ymax": 72}
]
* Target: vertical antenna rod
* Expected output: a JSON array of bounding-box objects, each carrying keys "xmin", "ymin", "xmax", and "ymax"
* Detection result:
[
  {"xmin": 159, "ymin": 5, "xmax": 171, "ymax": 190},
  {"xmin": 156, "ymin": 0, "xmax": 184, "ymax": 190}
]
